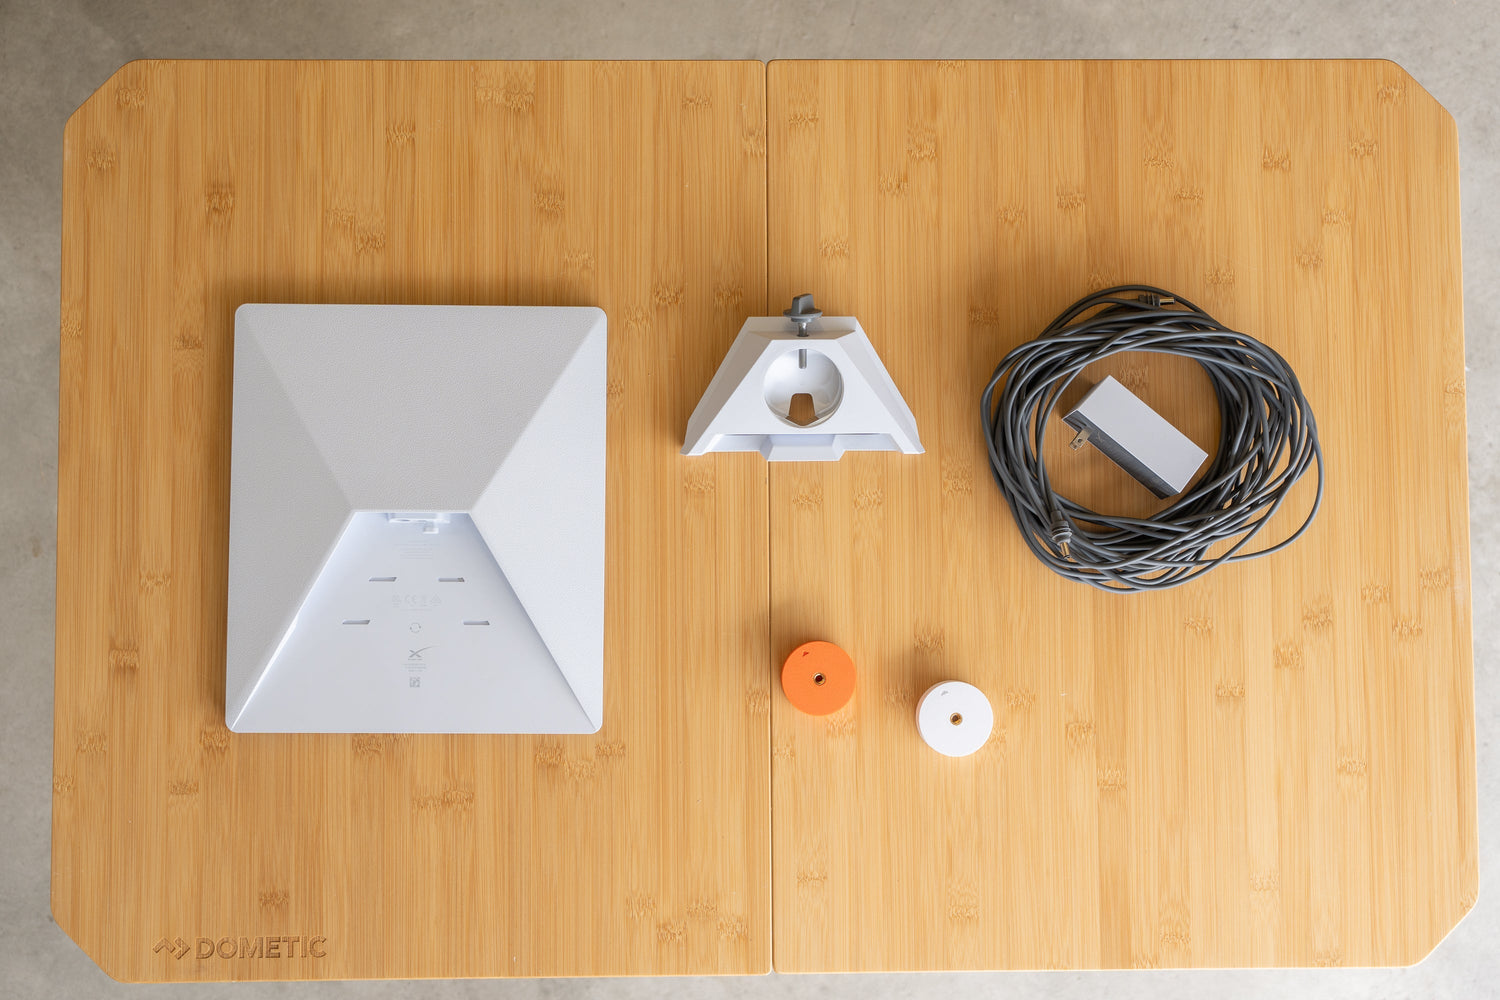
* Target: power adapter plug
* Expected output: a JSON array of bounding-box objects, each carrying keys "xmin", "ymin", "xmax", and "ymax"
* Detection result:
[{"xmin": 1062, "ymin": 375, "xmax": 1207, "ymax": 499}]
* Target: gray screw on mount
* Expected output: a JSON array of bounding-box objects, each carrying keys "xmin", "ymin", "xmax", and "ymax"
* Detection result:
[{"xmin": 784, "ymin": 293, "xmax": 823, "ymax": 368}]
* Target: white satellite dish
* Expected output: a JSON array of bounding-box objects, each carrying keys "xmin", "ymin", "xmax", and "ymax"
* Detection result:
[{"xmin": 226, "ymin": 304, "xmax": 606, "ymax": 734}]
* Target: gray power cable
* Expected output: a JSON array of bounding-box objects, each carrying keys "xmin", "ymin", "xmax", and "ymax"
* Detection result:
[{"xmin": 981, "ymin": 285, "xmax": 1324, "ymax": 592}]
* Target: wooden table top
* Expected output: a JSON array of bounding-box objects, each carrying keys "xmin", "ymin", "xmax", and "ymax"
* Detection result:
[
  {"xmin": 54, "ymin": 60, "xmax": 1474, "ymax": 980},
  {"xmin": 766, "ymin": 59, "xmax": 1475, "ymax": 971},
  {"xmin": 55, "ymin": 60, "xmax": 771, "ymax": 982}
]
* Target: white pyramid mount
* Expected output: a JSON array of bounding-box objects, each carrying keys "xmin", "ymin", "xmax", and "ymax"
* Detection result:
[
  {"xmin": 682, "ymin": 294, "xmax": 923, "ymax": 461},
  {"xmin": 226, "ymin": 304, "xmax": 607, "ymax": 734}
]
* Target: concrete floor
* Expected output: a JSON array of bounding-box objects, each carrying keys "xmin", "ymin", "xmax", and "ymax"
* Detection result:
[{"xmin": 3, "ymin": 0, "xmax": 1496, "ymax": 996}]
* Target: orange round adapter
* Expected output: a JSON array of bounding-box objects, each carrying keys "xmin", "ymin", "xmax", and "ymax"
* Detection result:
[{"xmin": 781, "ymin": 641, "xmax": 856, "ymax": 716}]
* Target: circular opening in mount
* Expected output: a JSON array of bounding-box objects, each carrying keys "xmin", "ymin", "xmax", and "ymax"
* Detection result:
[
  {"xmin": 950, "ymin": 712, "xmax": 963, "ymax": 726},
  {"xmin": 813, "ymin": 673, "xmax": 826, "ymax": 686},
  {"xmin": 763, "ymin": 347, "xmax": 844, "ymax": 428}
]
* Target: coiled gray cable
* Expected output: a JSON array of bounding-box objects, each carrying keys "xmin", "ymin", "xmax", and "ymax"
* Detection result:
[{"xmin": 982, "ymin": 285, "xmax": 1323, "ymax": 592}]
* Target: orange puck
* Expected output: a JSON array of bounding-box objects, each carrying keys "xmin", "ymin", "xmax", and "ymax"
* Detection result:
[{"xmin": 781, "ymin": 641, "xmax": 856, "ymax": 716}]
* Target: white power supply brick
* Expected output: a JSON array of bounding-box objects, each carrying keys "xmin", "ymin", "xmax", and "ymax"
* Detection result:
[{"xmin": 1062, "ymin": 375, "xmax": 1208, "ymax": 498}]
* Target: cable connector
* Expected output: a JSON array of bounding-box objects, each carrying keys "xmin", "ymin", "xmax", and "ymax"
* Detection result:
[{"xmin": 1049, "ymin": 506, "xmax": 1073, "ymax": 558}]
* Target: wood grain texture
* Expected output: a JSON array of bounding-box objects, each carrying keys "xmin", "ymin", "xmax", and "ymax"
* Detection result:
[
  {"xmin": 766, "ymin": 60, "xmax": 1475, "ymax": 971},
  {"xmin": 54, "ymin": 59, "xmax": 1478, "ymax": 979},
  {"xmin": 54, "ymin": 60, "xmax": 770, "ymax": 981}
]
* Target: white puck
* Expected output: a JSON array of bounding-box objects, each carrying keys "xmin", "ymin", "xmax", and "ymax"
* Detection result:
[{"xmin": 916, "ymin": 681, "xmax": 994, "ymax": 757}]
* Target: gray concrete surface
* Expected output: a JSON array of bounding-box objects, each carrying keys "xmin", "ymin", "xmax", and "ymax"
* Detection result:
[{"xmin": 2, "ymin": 0, "xmax": 1495, "ymax": 996}]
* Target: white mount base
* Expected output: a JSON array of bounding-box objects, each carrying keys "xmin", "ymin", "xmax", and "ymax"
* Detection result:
[{"xmin": 682, "ymin": 308, "xmax": 922, "ymax": 462}]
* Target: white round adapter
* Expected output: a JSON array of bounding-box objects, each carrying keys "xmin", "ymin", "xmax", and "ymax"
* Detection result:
[{"xmin": 916, "ymin": 681, "xmax": 994, "ymax": 757}]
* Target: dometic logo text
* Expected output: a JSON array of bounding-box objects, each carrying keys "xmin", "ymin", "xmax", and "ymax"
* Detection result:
[{"xmin": 153, "ymin": 935, "xmax": 327, "ymax": 959}]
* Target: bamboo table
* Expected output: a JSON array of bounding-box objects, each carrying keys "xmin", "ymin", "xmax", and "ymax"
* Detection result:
[
  {"xmin": 55, "ymin": 60, "xmax": 772, "ymax": 982},
  {"xmin": 55, "ymin": 60, "xmax": 1474, "ymax": 980}
]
